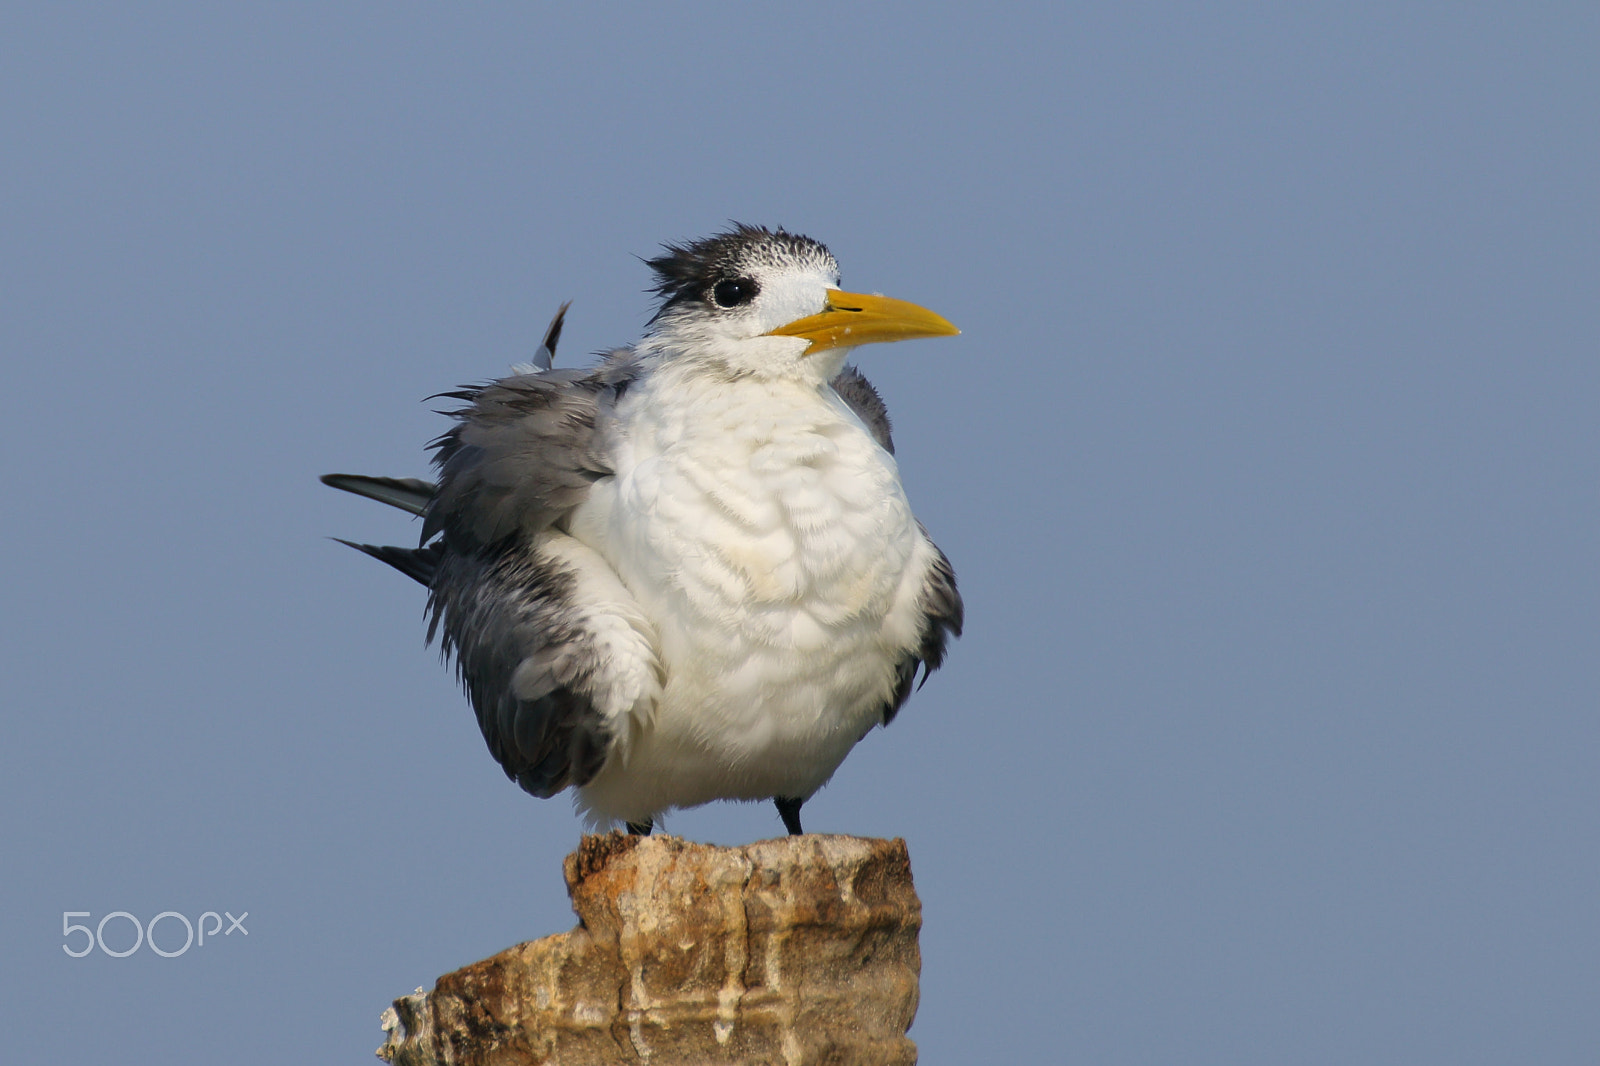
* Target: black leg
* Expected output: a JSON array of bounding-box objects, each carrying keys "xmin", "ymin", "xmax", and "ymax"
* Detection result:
[
  {"xmin": 625, "ymin": 819, "xmax": 653, "ymax": 836},
  {"xmin": 775, "ymin": 796, "xmax": 804, "ymax": 836}
]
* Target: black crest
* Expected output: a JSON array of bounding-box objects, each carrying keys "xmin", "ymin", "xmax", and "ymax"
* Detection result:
[{"xmin": 646, "ymin": 223, "xmax": 836, "ymax": 319}]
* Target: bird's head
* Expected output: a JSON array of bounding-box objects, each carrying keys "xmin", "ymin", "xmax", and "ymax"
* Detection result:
[{"xmin": 641, "ymin": 224, "xmax": 958, "ymax": 383}]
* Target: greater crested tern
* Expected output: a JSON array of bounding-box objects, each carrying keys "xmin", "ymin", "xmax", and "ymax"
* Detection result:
[{"xmin": 324, "ymin": 225, "xmax": 962, "ymax": 835}]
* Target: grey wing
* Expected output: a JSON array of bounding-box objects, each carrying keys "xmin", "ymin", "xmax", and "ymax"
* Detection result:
[
  {"xmin": 428, "ymin": 534, "xmax": 658, "ymax": 798},
  {"xmin": 832, "ymin": 365, "xmax": 895, "ymax": 455},
  {"xmin": 425, "ymin": 366, "xmax": 655, "ymax": 797},
  {"xmin": 424, "ymin": 368, "xmax": 614, "ymax": 548},
  {"xmin": 882, "ymin": 533, "xmax": 963, "ymax": 726},
  {"xmin": 326, "ymin": 358, "xmax": 654, "ymax": 800}
]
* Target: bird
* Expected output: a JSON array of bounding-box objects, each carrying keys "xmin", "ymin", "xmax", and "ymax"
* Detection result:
[{"xmin": 323, "ymin": 224, "xmax": 962, "ymax": 836}]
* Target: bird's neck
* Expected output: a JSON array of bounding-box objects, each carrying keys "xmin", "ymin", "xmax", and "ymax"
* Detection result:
[{"xmin": 607, "ymin": 358, "xmax": 878, "ymax": 477}]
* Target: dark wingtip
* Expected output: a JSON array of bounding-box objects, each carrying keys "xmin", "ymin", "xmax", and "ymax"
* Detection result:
[
  {"xmin": 329, "ymin": 538, "xmax": 439, "ymax": 587},
  {"xmin": 321, "ymin": 473, "xmax": 437, "ymax": 517},
  {"xmin": 543, "ymin": 300, "xmax": 571, "ymax": 358}
]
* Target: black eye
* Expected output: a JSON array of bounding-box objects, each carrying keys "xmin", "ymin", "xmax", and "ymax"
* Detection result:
[{"xmin": 712, "ymin": 278, "xmax": 758, "ymax": 308}]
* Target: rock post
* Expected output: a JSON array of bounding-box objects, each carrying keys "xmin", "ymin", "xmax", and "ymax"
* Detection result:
[{"xmin": 377, "ymin": 832, "xmax": 922, "ymax": 1065}]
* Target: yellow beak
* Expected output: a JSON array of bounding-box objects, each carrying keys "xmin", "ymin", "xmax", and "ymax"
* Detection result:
[{"xmin": 764, "ymin": 289, "xmax": 959, "ymax": 356}]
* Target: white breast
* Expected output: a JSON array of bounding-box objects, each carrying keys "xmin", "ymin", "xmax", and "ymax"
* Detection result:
[{"xmin": 567, "ymin": 367, "xmax": 937, "ymax": 824}]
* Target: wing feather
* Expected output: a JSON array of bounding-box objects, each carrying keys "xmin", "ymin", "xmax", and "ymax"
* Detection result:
[
  {"xmin": 882, "ymin": 533, "xmax": 963, "ymax": 726},
  {"xmin": 423, "ymin": 368, "xmax": 616, "ymax": 548},
  {"xmin": 429, "ymin": 532, "xmax": 659, "ymax": 798},
  {"xmin": 325, "ymin": 355, "xmax": 651, "ymax": 799},
  {"xmin": 320, "ymin": 474, "xmax": 437, "ymax": 516},
  {"xmin": 831, "ymin": 365, "xmax": 895, "ymax": 454}
]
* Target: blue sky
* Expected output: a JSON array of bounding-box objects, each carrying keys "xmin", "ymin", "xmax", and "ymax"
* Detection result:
[{"xmin": 3, "ymin": 5, "xmax": 1595, "ymax": 1062}]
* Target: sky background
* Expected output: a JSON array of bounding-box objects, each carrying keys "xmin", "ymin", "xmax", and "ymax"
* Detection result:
[{"xmin": 2, "ymin": 4, "xmax": 1596, "ymax": 1063}]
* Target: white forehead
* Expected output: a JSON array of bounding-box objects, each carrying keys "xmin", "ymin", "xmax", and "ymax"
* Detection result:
[{"xmin": 745, "ymin": 254, "xmax": 841, "ymax": 325}]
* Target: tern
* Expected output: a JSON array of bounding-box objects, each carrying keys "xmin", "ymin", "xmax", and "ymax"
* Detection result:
[{"xmin": 324, "ymin": 225, "xmax": 962, "ymax": 835}]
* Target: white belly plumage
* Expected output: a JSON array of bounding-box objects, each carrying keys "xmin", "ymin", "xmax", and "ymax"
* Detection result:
[{"xmin": 566, "ymin": 374, "xmax": 935, "ymax": 824}]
